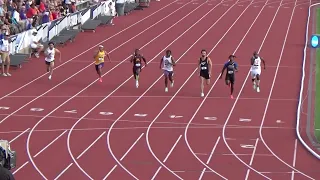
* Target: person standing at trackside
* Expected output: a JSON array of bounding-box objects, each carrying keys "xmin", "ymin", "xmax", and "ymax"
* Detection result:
[
  {"xmin": 115, "ymin": 0, "xmax": 125, "ymax": 16},
  {"xmin": 219, "ymin": 55, "xmax": 238, "ymax": 99},
  {"xmin": 30, "ymin": 31, "xmax": 44, "ymax": 58},
  {"xmin": 0, "ymin": 151, "xmax": 15, "ymax": 180},
  {"xmin": 0, "ymin": 34, "xmax": 11, "ymax": 77},
  {"xmin": 198, "ymin": 49, "xmax": 212, "ymax": 97},
  {"xmin": 250, "ymin": 51, "xmax": 266, "ymax": 92},
  {"xmin": 44, "ymin": 42, "xmax": 61, "ymax": 80},
  {"xmin": 159, "ymin": 50, "xmax": 176, "ymax": 92},
  {"xmin": 130, "ymin": 49, "xmax": 147, "ymax": 88},
  {"xmin": 94, "ymin": 45, "xmax": 111, "ymax": 83}
]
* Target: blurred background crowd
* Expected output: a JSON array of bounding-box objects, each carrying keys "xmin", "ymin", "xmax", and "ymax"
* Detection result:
[{"xmin": 0, "ymin": 0, "xmax": 92, "ymax": 37}]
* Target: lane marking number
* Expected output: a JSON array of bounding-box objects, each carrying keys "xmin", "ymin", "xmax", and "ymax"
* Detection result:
[
  {"xmin": 134, "ymin": 114, "xmax": 147, "ymax": 117},
  {"xmin": 239, "ymin": 118, "xmax": 251, "ymax": 122},
  {"xmin": 0, "ymin": 107, "xmax": 10, "ymax": 110},
  {"xmin": 240, "ymin": 144, "xmax": 255, "ymax": 148},
  {"xmin": 99, "ymin": 112, "xmax": 113, "ymax": 115},
  {"xmin": 30, "ymin": 108, "xmax": 44, "ymax": 112},
  {"xmin": 64, "ymin": 110, "xmax": 77, "ymax": 114},
  {"xmin": 204, "ymin": 117, "xmax": 217, "ymax": 120},
  {"xmin": 169, "ymin": 115, "xmax": 183, "ymax": 118}
]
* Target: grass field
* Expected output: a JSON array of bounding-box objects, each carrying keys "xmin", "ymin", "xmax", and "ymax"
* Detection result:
[{"xmin": 315, "ymin": 8, "xmax": 320, "ymax": 142}]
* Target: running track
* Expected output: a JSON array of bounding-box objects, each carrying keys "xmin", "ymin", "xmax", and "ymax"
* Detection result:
[{"xmin": 1, "ymin": 0, "xmax": 320, "ymax": 179}]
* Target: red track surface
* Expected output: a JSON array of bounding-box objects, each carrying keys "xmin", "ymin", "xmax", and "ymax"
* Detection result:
[{"xmin": 1, "ymin": 0, "xmax": 320, "ymax": 179}]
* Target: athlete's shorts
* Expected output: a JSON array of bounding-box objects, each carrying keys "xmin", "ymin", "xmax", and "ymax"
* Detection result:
[
  {"xmin": 200, "ymin": 70, "xmax": 210, "ymax": 79},
  {"xmin": 250, "ymin": 67, "xmax": 261, "ymax": 78},
  {"xmin": 225, "ymin": 74, "xmax": 235, "ymax": 84},
  {"xmin": 95, "ymin": 62, "xmax": 104, "ymax": 71},
  {"xmin": 133, "ymin": 66, "xmax": 141, "ymax": 75},
  {"xmin": 45, "ymin": 60, "xmax": 54, "ymax": 65},
  {"xmin": 164, "ymin": 70, "xmax": 173, "ymax": 77}
]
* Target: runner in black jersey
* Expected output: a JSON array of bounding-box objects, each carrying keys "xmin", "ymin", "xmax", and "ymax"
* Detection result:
[
  {"xmin": 198, "ymin": 49, "xmax": 212, "ymax": 97},
  {"xmin": 130, "ymin": 49, "xmax": 147, "ymax": 88},
  {"xmin": 219, "ymin": 55, "xmax": 238, "ymax": 99}
]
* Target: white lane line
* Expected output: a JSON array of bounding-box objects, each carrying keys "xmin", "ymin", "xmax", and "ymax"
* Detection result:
[
  {"xmin": 53, "ymin": 163, "xmax": 73, "ymax": 180},
  {"xmin": 33, "ymin": 130, "xmax": 68, "ymax": 158},
  {"xmin": 199, "ymin": 136, "xmax": 221, "ymax": 179},
  {"xmin": 9, "ymin": 128, "xmax": 29, "ymax": 143},
  {"xmin": 12, "ymin": 161, "xmax": 29, "ymax": 175},
  {"xmin": 291, "ymin": 139, "xmax": 297, "ymax": 180},
  {"xmin": 245, "ymin": 138, "xmax": 259, "ymax": 179},
  {"xmin": 77, "ymin": 131, "xmax": 106, "ymax": 159},
  {"xmin": 0, "ymin": 0, "xmax": 178, "ymax": 102},
  {"xmin": 102, "ymin": 133, "xmax": 144, "ymax": 180},
  {"xmin": 151, "ymin": 135, "xmax": 182, "ymax": 179}
]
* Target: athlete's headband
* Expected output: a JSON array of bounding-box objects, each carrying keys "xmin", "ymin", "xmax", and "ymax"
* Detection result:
[{"xmin": 98, "ymin": 45, "xmax": 103, "ymax": 48}]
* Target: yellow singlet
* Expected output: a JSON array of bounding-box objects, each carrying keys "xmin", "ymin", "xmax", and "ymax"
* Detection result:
[{"xmin": 95, "ymin": 51, "xmax": 105, "ymax": 65}]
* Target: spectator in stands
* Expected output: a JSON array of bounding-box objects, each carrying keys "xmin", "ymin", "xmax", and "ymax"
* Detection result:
[
  {"xmin": 50, "ymin": 7, "xmax": 59, "ymax": 20},
  {"xmin": 38, "ymin": 0, "xmax": 46, "ymax": 13},
  {"xmin": 41, "ymin": 11, "xmax": 49, "ymax": 23},
  {"xmin": 30, "ymin": 30, "xmax": 43, "ymax": 58},
  {"xmin": 69, "ymin": 0, "xmax": 76, "ymax": 13},
  {"xmin": 115, "ymin": 0, "xmax": 125, "ymax": 16},
  {"xmin": 19, "ymin": 6, "xmax": 27, "ymax": 20},
  {"xmin": 26, "ymin": 3, "xmax": 39, "ymax": 18},
  {"xmin": 0, "ymin": 33, "xmax": 11, "ymax": 76}
]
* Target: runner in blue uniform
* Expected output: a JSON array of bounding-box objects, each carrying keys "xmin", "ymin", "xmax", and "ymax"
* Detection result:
[{"xmin": 219, "ymin": 55, "xmax": 238, "ymax": 99}]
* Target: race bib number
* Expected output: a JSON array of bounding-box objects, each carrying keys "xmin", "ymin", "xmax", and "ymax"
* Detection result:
[
  {"xmin": 201, "ymin": 67, "xmax": 207, "ymax": 70},
  {"xmin": 252, "ymin": 66, "xmax": 259, "ymax": 69},
  {"xmin": 135, "ymin": 63, "xmax": 141, "ymax": 67},
  {"xmin": 228, "ymin": 70, "xmax": 234, "ymax": 74},
  {"xmin": 99, "ymin": 57, "xmax": 103, "ymax": 61}
]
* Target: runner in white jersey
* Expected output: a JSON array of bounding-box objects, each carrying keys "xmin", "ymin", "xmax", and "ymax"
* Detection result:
[
  {"xmin": 44, "ymin": 42, "xmax": 61, "ymax": 80},
  {"xmin": 250, "ymin": 51, "xmax": 266, "ymax": 92},
  {"xmin": 160, "ymin": 50, "xmax": 175, "ymax": 92}
]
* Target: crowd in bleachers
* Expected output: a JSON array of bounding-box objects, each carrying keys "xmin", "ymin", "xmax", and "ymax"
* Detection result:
[{"xmin": 0, "ymin": 0, "xmax": 82, "ymax": 37}]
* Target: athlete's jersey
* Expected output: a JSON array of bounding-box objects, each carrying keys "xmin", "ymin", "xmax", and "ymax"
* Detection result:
[
  {"xmin": 95, "ymin": 51, "xmax": 105, "ymax": 65},
  {"xmin": 45, "ymin": 48, "xmax": 55, "ymax": 62},
  {"xmin": 132, "ymin": 54, "xmax": 144, "ymax": 68},
  {"xmin": 199, "ymin": 57, "xmax": 209, "ymax": 71},
  {"xmin": 251, "ymin": 56, "xmax": 262, "ymax": 70},
  {"xmin": 162, "ymin": 55, "xmax": 174, "ymax": 71},
  {"xmin": 224, "ymin": 60, "xmax": 238, "ymax": 75}
]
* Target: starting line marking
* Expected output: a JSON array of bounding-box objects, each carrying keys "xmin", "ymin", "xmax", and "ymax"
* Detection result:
[
  {"xmin": 239, "ymin": 118, "xmax": 251, "ymax": 122},
  {"xmin": 64, "ymin": 110, "xmax": 77, "ymax": 114},
  {"xmin": 134, "ymin": 114, "xmax": 147, "ymax": 117},
  {"xmin": 0, "ymin": 107, "xmax": 9, "ymax": 110},
  {"xmin": 99, "ymin": 112, "xmax": 113, "ymax": 115},
  {"xmin": 30, "ymin": 108, "xmax": 44, "ymax": 112},
  {"xmin": 204, "ymin": 117, "xmax": 217, "ymax": 120},
  {"xmin": 169, "ymin": 115, "xmax": 183, "ymax": 119},
  {"xmin": 240, "ymin": 144, "xmax": 255, "ymax": 148}
]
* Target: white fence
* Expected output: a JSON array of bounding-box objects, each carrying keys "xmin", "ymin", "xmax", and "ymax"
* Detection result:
[{"xmin": 9, "ymin": 0, "xmax": 114, "ymax": 55}]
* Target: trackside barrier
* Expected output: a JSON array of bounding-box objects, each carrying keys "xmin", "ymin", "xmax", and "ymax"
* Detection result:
[
  {"xmin": 10, "ymin": 0, "xmax": 112, "ymax": 55},
  {"xmin": 297, "ymin": 2, "xmax": 320, "ymax": 159}
]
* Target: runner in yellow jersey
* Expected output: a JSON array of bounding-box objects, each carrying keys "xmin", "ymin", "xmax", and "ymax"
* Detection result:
[{"xmin": 94, "ymin": 45, "xmax": 111, "ymax": 82}]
